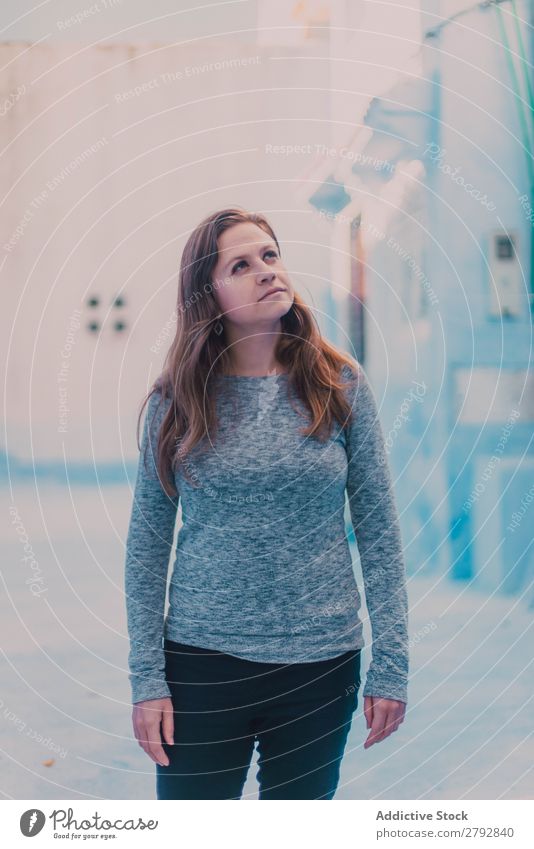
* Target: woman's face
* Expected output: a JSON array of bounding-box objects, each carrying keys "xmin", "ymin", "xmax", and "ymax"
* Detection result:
[{"xmin": 210, "ymin": 221, "xmax": 294, "ymax": 329}]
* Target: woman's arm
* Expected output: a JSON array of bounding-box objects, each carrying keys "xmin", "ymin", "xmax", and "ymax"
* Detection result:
[
  {"xmin": 343, "ymin": 362, "xmax": 409, "ymax": 705},
  {"xmin": 124, "ymin": 388, "xmax": 179, "ymax": 705}
]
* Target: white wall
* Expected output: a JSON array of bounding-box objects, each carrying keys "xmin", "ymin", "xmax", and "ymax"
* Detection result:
[{"xmin": 1, "ymin": 37, "xmax": 334, "ymax": 463}]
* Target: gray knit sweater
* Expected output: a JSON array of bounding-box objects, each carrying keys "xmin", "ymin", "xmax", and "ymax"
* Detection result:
[{"xmin": 124, "ymin": 361, "xmax": 409, "ymax": 705}]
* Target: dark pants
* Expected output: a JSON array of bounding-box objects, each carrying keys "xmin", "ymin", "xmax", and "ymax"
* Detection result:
[{"xmin": 156, "ymin": 639, "xmax": 361, "ymax": 800}]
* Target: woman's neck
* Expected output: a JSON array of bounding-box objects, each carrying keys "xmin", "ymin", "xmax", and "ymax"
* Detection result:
[{"xmin": 223, "ymin": 321, "xmax": 283, "ymax": 376}]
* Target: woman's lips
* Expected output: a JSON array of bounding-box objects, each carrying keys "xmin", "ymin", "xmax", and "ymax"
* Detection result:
[{"xmin": 259, "ymin": 288, "xmax": 285, "ymax": 301}]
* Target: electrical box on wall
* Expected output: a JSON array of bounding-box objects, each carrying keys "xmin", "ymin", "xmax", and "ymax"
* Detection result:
[
  {"xmin": 84, "ymin": 293, "xmax": 128, "ymax": 335},
  {"xmin": 487, "ymin": 230, "xmax": 522, "ymax": 318}
]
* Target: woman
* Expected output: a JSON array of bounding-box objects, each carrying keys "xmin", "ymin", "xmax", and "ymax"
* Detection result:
[{"xmin": 125, "ymin": 207, "xmax": 409, "ymax": 800}]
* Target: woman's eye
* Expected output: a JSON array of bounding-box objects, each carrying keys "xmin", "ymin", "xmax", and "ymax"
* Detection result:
[{"xmin": 231, "ymin": 251, "xmax": 277, "ymax": 274}]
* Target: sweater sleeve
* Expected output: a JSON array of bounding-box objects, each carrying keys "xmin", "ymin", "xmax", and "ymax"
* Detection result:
[
  {"xmin": 124, "ymin": 388, "xmax": 179, "ymax": 705},
  {"xmin": 343, "ymin": 362, "xmax": 409, "ymax": 704}
]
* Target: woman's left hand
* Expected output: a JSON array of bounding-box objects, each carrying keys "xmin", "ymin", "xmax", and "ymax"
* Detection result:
[{"xmin": 363, "ymin": 695, "xmax": 406, "ymax": 748}]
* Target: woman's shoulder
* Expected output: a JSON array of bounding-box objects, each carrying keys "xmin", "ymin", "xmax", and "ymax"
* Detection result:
[
  {"xmin": 148, "ymin": 379, "xmax": 174, "ymax": 408},
  {"xmin": 144, "ymin": 382, "xmax": 175, "ymax": 436},
  {"xmin": 335, "ymin": 356, "xmax": 378, "ymax": 424},
  {"xmin": 337, "ymin": 355, "xmax": 366, "ymax": 389}
]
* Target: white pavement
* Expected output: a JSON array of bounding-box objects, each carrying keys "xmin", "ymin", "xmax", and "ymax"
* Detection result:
[{"xmin": 2, "ymin": 484, "xmax": 533, "ymax": 799}]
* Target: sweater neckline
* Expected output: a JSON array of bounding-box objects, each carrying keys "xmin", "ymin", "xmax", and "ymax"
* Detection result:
[{"xmin": 217, "ymin": 373, "xmax": 289, "ymax": 381}]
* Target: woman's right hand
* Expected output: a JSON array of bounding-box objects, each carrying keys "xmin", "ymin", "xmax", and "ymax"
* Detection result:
[{"xmin": 132, "ymin": 697, "xmax": 174, "ymax": 766}]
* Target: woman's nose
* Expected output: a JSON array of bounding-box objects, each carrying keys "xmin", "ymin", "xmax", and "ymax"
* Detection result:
[{"xmin": 257, "ymin": 266, "xmax": 276, "ymax": 284}]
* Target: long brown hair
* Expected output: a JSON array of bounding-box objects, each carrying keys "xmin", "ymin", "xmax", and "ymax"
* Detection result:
[{"xmin": 137, "ymin": 206, "xmax": 359, "ymax": 497}]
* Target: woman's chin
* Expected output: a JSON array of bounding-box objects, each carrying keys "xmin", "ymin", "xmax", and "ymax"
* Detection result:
[{"xmin": 256, "ymin": 296, "xmax": 293, "ymax": 316}]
